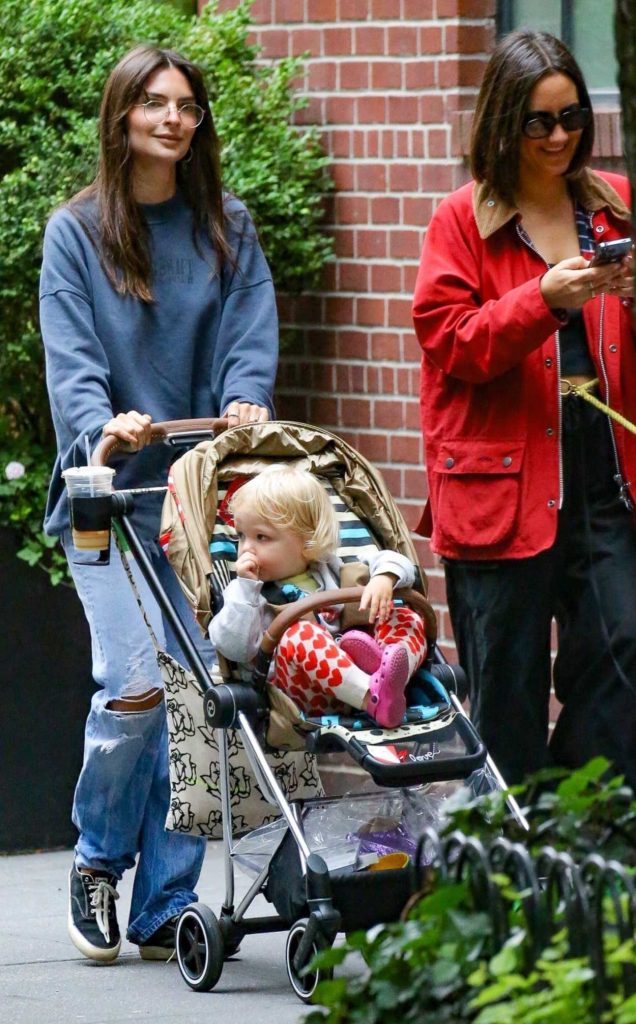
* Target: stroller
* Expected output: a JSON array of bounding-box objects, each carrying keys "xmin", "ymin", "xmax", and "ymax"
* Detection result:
[{"xmin": 84, "ymin": 417, "xmax": 523, "ymax": 1001}]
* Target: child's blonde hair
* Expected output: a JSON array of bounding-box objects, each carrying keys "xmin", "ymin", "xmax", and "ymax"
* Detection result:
[{"xmin": 230, "ymin": 464, "xmax": 340, "ymax": 563}]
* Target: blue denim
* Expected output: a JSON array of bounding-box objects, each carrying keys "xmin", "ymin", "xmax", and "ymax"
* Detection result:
[{"xmin": 63, "ymin": 528, "xmax": 210, "ymax": 943}]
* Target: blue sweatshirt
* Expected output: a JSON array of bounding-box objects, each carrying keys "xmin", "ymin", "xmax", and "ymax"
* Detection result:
[{"xmin": 40, "ymin": 192, "xmax": 278, "ymax": 536}]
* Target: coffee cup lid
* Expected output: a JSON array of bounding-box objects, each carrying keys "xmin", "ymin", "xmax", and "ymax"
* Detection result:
[{"xmin": 62, "ymin": 466, "xmax": 115, "ymax": 478}]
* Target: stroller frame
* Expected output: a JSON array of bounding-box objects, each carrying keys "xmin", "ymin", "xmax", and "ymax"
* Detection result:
[
  {"xmin": 83, "ymin": 419, "xmax": 526, "ymax": 999},
  {"xmin": 112, "ymin": 500, "xmax": 375, "ymax": 997}
]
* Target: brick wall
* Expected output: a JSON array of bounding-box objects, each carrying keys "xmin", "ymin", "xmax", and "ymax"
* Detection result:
[{"xmin": 205, "ymin": 0, "xmax": 498, "ymax": 656}]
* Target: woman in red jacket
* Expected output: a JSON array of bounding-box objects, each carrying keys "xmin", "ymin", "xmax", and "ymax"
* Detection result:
[{"xmin": 413, "ymin": 29, "xmax": 636, "ymax": 786}]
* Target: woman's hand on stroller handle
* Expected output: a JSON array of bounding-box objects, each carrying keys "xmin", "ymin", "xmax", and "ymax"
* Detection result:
[
  {"xmin": 102, "ymin": 410, "xmax": 153, "ymax": 451},
  {"xmin": 91, "ymin": 416, "xmax": 229, "ymax": 465},
  {"xmin": 224, "ymin": 401, "xmax": 270, "ymax": 426}
]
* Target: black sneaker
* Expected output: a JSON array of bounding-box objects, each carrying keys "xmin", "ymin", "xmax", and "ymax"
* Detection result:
[
  {"xmin": 68, "ymin": 864, "xmax": 121, "ymax": 962},
  {"xmin": 138, "ymin": 916, "xmax": 178, "ymax": 961}
]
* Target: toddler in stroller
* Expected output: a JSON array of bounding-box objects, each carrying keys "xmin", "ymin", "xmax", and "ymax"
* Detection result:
[
  {"xmin": 209, "ymin": 463, "xmax": 428, "ymax": 728},
  {"xmin": 86, "ymin": 417, "xmax": 505, "ymax": 1000}
]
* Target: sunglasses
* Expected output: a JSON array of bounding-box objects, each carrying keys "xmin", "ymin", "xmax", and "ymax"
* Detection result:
[{"xmin": 522, "ymin": 104, "xmax": 591, "ymax": 139}]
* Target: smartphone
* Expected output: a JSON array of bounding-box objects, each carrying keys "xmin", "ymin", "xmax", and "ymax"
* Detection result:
[{"xmin": 589, "ymin": 237, "xmax": 633, "ymax": 266}]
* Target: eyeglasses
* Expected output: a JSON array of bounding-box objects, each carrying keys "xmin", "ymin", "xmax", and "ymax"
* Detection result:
[
  {"xmin": 522, "ymin": 104, "xmax": 591, "ymax": 139},
  {"xmin": 135, "ymin": 99, "xmax": 206, "ymax": 128}
]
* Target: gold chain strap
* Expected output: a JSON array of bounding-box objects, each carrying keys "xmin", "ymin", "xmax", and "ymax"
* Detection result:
[
  {"xmin": 560, "ymin": 378, "xmax": 636, "ymax": 436},
  {"xmin": 112, "ymin": 522, "xmax": 161, "ymax": 650}
]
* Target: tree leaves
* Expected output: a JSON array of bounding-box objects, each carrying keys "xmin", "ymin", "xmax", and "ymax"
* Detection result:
[{"xmin": 0, "ymin": 0, "xmax": 332, "ymax": 580}]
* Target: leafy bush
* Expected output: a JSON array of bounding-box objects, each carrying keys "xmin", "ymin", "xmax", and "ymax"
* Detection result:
[
  {"xmin": 443, "ymin": 756, "xmax": 636, "ymax": 865},
  {"xmin": 304, "ymin": 897, "xmax": 609, "ymax": 1024},
  {"xmin": 305, "ymin": 882, "xmax": 493, "ymax": 1024},
  {"xmin": 0, "ymin": 0, "xmax": 332, "ymax": 581},
  {"xmin": 303, "ymin": 760, "xmax": 636, "ymax": 1024}
]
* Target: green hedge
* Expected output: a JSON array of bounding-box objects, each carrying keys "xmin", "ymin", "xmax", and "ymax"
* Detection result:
[
  {"xmin": 305, "ymin": 760, "xmax": 636, "ymax": 1024},
  {"xmin": 0, "ymin": 0, "xmax": 332, "ymax": 583}
]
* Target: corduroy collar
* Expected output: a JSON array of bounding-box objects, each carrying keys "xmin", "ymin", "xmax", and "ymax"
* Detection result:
[{"xmin": 473, "ymin": 168, "xmax": 630, "ymax": 240}]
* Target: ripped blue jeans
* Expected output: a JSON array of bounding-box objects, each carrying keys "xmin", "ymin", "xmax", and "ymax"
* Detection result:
[{"xmin": 63, "ymin": 529, "xmax": 210, "ymax": 943}]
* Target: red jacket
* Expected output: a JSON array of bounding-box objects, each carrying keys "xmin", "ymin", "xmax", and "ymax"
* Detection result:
[{"xmin": 412, "ymin": 169, "xmax": 634, "ymax": 559}]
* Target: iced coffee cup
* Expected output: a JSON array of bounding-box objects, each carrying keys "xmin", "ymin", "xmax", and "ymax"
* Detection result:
[{"xmin": 62, "ymin": 466, "xmax": 115, "ymax": 551}]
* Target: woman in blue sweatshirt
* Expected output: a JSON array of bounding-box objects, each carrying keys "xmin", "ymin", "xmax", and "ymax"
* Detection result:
[{"xmin": 39, "ymin": 46, "xmax": 278, "ymax": 963}]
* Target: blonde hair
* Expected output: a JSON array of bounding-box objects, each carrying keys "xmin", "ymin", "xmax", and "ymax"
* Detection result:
[{"xmin": 230, "ymin": 464, "xmax": 340, "ymax": 562}]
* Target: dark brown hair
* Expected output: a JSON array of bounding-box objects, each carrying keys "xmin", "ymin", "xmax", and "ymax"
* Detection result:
[
  {"xmin": 470, "ymin": 30, "xmax": 594, "ymax": 204},
  {"xmin": 71, "ymin": 45, "xmax": 231, "ymax": 302}
]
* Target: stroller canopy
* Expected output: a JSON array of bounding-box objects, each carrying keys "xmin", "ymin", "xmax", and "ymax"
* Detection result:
[{"xmin": 160, "ymin": 420, "xmax": 429, "ymax": 633}]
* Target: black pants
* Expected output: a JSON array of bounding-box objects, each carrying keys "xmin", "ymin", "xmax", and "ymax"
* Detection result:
[{"xmin": 444, "ymin": 397, "xmax": 636, "ymax": 786}]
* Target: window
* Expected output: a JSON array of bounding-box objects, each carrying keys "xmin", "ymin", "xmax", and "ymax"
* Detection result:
[{"xmin": 497, "ymin": 0, "xmax": 618, "ymax": 104}]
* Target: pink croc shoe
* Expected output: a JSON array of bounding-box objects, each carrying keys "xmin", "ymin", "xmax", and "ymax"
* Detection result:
[
  {"xmin": 367, "ymin": 644, "xmax": 409, "ymax": 729},
  {"xmin": 340, "ymin": 630, "xmax": 382, "ymax": 673}
]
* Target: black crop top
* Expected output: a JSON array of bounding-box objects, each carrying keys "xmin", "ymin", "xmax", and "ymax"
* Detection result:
[{"xmin": 554, "ymin": 203, "xmax": 595, "ymax": 377}]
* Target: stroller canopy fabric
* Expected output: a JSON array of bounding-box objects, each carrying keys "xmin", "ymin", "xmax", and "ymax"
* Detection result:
[{"xmin": 160, "ymin": 420, "xmax": 429, "ymax": 633}]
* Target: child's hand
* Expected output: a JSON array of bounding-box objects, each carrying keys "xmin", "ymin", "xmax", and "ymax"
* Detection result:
[
  {"xmin": 236, "ymin": 551, "xmax": 260, "ymax": 580},
  {"xmin": 359, "ymin": 574, "xmax": 396, "ymax": 623}
]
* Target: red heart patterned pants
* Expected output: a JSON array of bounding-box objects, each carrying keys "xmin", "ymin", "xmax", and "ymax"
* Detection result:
[{"xmin": 273, "ymin": 606, "xmax": 427, "ymax": 716}]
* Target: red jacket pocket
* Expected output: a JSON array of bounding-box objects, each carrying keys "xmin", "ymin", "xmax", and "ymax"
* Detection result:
[{"xmin": 434, "ymin": 440, "xmax": 525, "ymax": 548}]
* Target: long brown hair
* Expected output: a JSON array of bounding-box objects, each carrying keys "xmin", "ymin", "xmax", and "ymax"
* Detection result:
[
  {"xmin": 72, "ymin": 45, "xmax": 232, "ymax": 302},
  {"xmin": 470, "ymin": 30, "xmax": 594, "ymax": 204}
]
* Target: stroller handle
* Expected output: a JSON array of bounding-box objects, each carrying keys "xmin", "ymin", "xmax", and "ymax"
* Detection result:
[
  {"xmin": 91, "ymin": 418, "xmax": 228, "ymax": 466},
  {"xmin": 261, "ymin": 586, "xmax": 437, "ymax": 651}
]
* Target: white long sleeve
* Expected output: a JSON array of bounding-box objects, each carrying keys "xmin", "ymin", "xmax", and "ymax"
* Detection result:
[
  {"xmin": 208, "ymin": 576, "xmax": 266, "ymax": 663},
  {"xmin": 367, "ymin": 549, "xmax": 415, "ymax": 589}
]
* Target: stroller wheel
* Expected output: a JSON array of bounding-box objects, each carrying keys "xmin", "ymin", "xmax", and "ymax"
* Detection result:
[
  {"xmin": 285, "ymin": 917, "xmax": 333, "ymax": 1003},
  {"xmin": 176, "ymin": 903, "xmax": 224, "ymax": 992}
]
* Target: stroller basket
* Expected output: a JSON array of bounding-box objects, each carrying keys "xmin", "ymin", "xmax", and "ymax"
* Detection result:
[{"xmin": 267, "ymin": 832, "xmax": 413, "ymax": 930}]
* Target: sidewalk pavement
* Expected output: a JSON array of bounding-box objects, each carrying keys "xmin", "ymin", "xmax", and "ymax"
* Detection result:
[{"xmin": 1, "ymin": 842, "xmax": 355, "ymax": 1024}]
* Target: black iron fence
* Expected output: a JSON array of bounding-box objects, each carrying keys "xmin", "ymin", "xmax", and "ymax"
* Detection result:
[{"xmin": 416, "ymin": 829, "xmax": 636, "ymax": 1019}]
